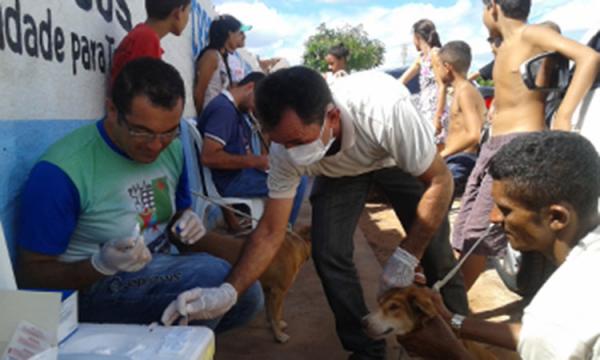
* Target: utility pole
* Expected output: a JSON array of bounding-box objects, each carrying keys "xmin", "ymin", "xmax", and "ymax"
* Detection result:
[{"xmin": 401, "ymin": 43, "xmax": 409, "ymax": 66}]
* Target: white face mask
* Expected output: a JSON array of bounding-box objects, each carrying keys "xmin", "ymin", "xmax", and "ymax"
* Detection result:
[{"xmin": 286, "ymin": 119, "xmax": 335, "ymax": 166}]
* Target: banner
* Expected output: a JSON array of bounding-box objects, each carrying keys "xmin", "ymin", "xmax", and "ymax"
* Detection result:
[{"xmin": 0, "ymin": 0, "xmax": 215, "ymax": 120}]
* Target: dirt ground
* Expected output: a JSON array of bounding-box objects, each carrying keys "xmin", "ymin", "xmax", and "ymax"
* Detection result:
[{"xmin": 216, "ymin": 197, "xmax": 525, "ymax": 359}]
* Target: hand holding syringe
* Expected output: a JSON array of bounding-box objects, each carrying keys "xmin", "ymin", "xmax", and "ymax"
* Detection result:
[
  {"xmin": 91, "ymin": 223, "xmax": 152, "ymax": 276},
  {"xmin": 171, "ymin": 210, "xmax": 207, "ymax": 245}
]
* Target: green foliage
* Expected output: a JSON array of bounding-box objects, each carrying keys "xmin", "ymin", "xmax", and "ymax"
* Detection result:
[
  {"xmin": 302, "ymin": 23, "xmax": 385, "ymax": 72},
  {"xmin": 476, "ymin": 77, "xmax": 494, "ymax": 87}
]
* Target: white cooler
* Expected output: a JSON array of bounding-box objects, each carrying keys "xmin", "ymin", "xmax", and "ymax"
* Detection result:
[{"xmin": 58, "ymin": 323, "xmax": 214, "ymax": 360}]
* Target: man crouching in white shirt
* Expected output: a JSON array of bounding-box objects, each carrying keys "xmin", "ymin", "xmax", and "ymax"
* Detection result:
[
  {"xmin": 162, "ymin": 66, "xmax": 470, "ymax": 359},
  {"xmin": 402, "ymin": 131, "xmax": 600, "ymax": 360}
]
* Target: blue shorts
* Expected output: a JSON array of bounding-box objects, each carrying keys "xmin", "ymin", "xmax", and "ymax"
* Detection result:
[{"xmin": 445, "ymin": 153, "xmax": 478, "ymax": 198}]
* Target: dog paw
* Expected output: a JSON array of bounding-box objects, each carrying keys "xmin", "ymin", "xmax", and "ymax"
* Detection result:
[
  {"xmin": 279, "ymin": 320, "xmax": 288, "ymax": 330},
  {"xmin": 275, "ymin": 332, "xmax": 290, "ymax": 343}
]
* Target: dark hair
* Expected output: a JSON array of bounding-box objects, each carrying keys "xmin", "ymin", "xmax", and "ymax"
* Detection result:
[
  {"xmin": 439, "ymin": 41, "xmax": 472, "ymax": 74},
  {"xmin": 237, "ymin": 71, "xmax": 266, "ymax": 87},
  {"xmin": 482, "ymin": 0, "xmax": 531, "ymax": 21},
  {"xmin": 205, "ymin": 15, "xmax": 242, "ymax": 51},
  {"xmin": 328, "ymin": 43, "xmax": 350, "ymax": 60},
  {"xmin": 112, "ymin": 57, "xmax": 185, "ymax": 115},
  {"xmin": 489, "ymin": 132, "xmax": 600, "ymax": 218},
  {"xmin": 145, "ymin": 0, "xmax": 191, "ymax": 20},
  {"xmin": 413, "ymin": 19, "xmax": 441, "ymax": 48},
  {"xmin": 196, "ymin": 14, "xmax": 242, "ymax": 84},
  {"xmin": 255, "ymin": 66, "xmax": 332, "ymax": 132}
]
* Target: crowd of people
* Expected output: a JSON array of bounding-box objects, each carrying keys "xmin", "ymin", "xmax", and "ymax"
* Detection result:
[{"xmin": 13, "ymin": 0, "xmax": 600, "ymax": 359}]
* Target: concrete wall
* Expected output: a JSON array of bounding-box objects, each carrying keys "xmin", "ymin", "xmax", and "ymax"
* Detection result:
[{"xmin": 0, "ymin": 0, "xmax": 216, "ymax": 263}]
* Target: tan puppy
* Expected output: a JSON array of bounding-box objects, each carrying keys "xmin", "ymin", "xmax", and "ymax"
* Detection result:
[
  {"xmin": 260, "ymin": 226, "xmax": 311, "ymax": 343},
  {"xmin": 363, "ymin": 286, "xmax": 496, "ymax": 360},
  {"xmin": 179, "ymin": 225, "xmax": 311, "ymax": 343}
]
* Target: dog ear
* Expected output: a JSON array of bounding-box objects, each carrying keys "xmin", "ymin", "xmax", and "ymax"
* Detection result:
[{"xmin": 409, "ymin": 290, "xmax": 437, "ymax": 319}]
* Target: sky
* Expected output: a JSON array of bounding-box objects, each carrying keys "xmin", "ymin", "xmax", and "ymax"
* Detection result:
[{"xmin": 212, "ymin": 0, "xmax": 599, "ymax": 71}]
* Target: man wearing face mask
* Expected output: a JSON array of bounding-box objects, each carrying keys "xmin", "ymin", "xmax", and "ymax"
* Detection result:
[{"xmin": 162, "ymin": 66, "xmax": 467, "ymax": 359}]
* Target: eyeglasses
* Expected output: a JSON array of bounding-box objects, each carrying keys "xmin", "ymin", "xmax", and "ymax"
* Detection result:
[{"xmin": 118, "ymin": 112, "xmax": 180, "ymax": 142}]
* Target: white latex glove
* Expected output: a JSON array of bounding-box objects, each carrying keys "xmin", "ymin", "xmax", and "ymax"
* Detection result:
[
  {"xmin": 161, "ymin": 283, "xmax": 238, "ymax": 326},
  {"xmin": 171, "ymin": 209, "xmax": 206, "ymax": 245},
  {"xmin": 379, "ymin": 247, "xmax": 419, "ymax": 293},
  {"xmin": 91, "ymin": 235, "xmax": 152, "ymax": 276}
]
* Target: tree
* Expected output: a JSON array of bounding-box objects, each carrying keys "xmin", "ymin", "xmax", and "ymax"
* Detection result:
[
  {"xmin": 476, "ymin": 77, "xmax": 494, "ymax": 87},
  {"xmin": 302, "ymin": 23, "xmax": 385, "ymax": 72}
]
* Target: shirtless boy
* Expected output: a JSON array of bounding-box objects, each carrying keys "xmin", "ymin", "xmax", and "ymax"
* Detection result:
[
  {"xmin": 436, "ymin": 41, "xmax": 486, "ymax": 197},
  {"xmin": 453, "ymin": 0, "xmax": 600, "ymax": 290}
]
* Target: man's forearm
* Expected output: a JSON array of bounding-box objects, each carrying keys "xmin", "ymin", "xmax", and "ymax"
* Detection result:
[
  {"xmin": 460, "ymin": 317, "xmax": 520, "ymax": 351},
  {"xmin": 225, "ymin": 198, "xmax": 293, "ymax": 293},
  {"xmin": 400, "ymin": 163, "xmax": 453, "ymax": 258},
  {"xmin": 226, "ymin": 225, "xmax": 286, "ymax": 293},
  {"xmin": 202, "ymin": 151, "xmax": 263, "ymax": 170},
  {"xmin": 18, "ymin": 256, "xmax": 104, "ymax": 291}
]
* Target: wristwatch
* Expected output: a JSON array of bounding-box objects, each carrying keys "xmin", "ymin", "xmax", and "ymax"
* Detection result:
[{"xmin": 450, "ymin": 313, "xmax": 466, "ymax": 334}]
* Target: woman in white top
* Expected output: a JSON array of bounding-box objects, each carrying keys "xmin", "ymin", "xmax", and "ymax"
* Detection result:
[{"xmin": 193, "ymin": 15, "xmax": 247, "ymax": 115}]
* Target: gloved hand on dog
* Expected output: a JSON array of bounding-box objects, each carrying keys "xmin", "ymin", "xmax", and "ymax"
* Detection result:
[
  {"xmin": 91, "ymin": 234, "xmax": 152, "ymax": 276},
  {"xmin": 379, "ymin": 247, "xmax": 419, "ymax": 293},
  {"xmin": 171, "ymin": 209, "xmax": 206, "ymax": 245},
  {"xmin": 161, "ymin": 283, "xmax": 238, "ymax": 326}
]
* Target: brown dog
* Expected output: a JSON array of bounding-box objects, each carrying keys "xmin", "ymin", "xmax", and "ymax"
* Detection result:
[
  {"xmin": 363, "ymin": 286, "xmax": 496, "ymax": 359},
  {"xmin": 180, "ymin": 225, "xmax": 312, "ymax": 343}
]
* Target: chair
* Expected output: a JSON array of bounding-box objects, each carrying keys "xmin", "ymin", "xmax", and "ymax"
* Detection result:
[{"xmin": 180, "ymin": 118, "xmax": 264, "ymax": 229}]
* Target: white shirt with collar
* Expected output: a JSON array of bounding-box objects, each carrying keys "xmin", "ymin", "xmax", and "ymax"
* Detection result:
[
  {"xmin": 267, "ymin": 70, "xmax": 436, "ymax": 199},
  {"xmin": 518, "ymin": 225, "xmax": 600, "ymax": 359}
]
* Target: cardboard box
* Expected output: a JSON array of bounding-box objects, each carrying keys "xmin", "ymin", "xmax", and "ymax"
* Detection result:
[
  {"xmin": 0, "ymin": 290, "xmax": 61, "ymax": 357},
  {"xmin": 56, "ymin": 291, "xmax": 78, "ymax": 344},
  {"xmin": 0, "ymin": 222, "xmax": 78, "ymax": 358},
  {"xmin": 0, "ymin": 290, "xmax": 78, "ymax": 357}
]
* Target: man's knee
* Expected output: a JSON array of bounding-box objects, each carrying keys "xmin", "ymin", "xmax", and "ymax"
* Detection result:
[{"xmin": 171, "ymin": 253, "xmax": 232, "ymax": 288}]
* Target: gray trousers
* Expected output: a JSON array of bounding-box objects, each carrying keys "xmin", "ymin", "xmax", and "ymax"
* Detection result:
[{"xmin": 310, "ymin": 167, "xmax": 468, "ymax": 359}]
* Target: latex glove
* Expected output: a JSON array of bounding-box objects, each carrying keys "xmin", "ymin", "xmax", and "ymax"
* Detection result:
[
  {"xmin": 91, "ymin": 235, "xmax": 152, "ymax": 276},
  {"xmin": 161, "ymin": 283, "xmax": 238, "ymax": 326},
  {"xmin": 171, "ymin": 209, "xmax": 206, "ymax": 245},
  {"xmin": 379, "ymin": 247, "xmax": 419, "ymax": 293}
]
